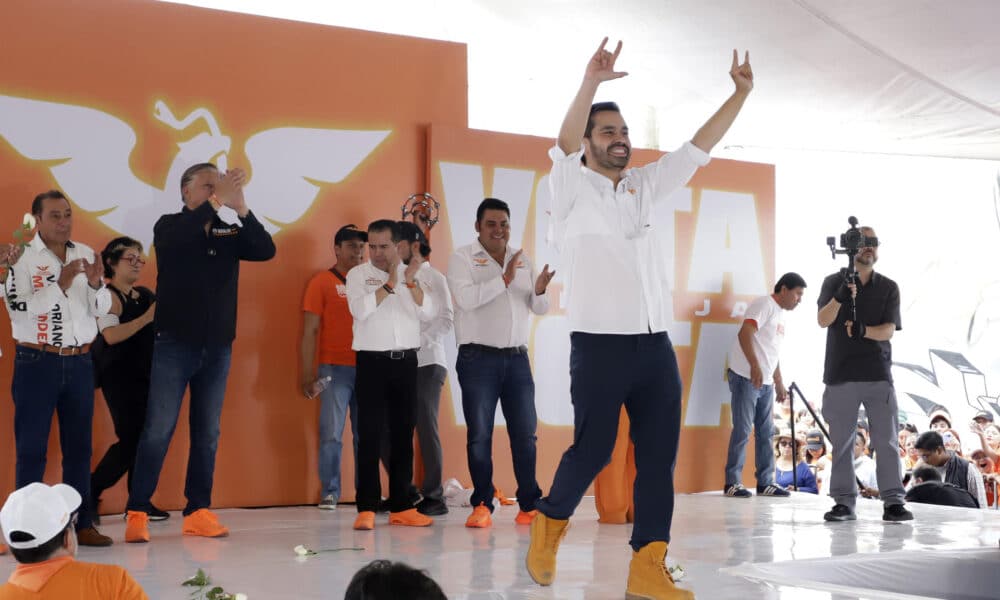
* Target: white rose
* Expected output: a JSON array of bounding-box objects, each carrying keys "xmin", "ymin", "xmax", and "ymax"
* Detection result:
[
  {"xmin": 22, "ymin": 213, "xmax": 36, "ymax": 229},
  {"xmin": 293, "ymin": 545, "xmax": 310, "ymax": 556},
  {"xmin": 234, "ymin": 594, "xmax": 249, "ymax": 600}
]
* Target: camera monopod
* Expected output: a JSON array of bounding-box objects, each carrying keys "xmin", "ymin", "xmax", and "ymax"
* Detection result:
[{"xmin": 787, "ymin": 381, "xmax": 865, "ymax": 491}]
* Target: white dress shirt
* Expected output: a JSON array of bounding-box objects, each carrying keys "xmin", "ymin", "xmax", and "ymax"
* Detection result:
[
  {"xmin": 548, "ymin": 142, "xmax": 709, "ymax": 334},
  {"xmin": 448, "ymin": 241, "xmax": 550, "ymax": 348},
  {"xmin": 417, "ymin": 261, "xmax": 454, "ymax": 368},
  {"xmin": 347, "ymin": 261, "xmax": 435, "ymax": 352},
  {"xmin": 4, "ymin": 235, "xmax": 110, "ymax": 346}
]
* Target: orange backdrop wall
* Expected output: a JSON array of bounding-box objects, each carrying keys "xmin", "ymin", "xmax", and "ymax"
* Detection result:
[{"xmin": 0, "ymin": 0, "xmax": 773, "ymax": 511}]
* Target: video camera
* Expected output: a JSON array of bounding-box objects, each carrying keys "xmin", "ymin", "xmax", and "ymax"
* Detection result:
[{"xmin": 826, "ymin": 216, "xmax": 878, "ymax": 261}]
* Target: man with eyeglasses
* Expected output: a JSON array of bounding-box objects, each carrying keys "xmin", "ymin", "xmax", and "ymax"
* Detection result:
[{"xmin": 817, "ymin": 226, "xmax": 912, "ymax": 522}]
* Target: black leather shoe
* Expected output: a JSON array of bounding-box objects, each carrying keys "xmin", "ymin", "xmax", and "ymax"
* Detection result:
[{"xmin": 416, "ymin": 497, "xmax": 449, "ymax": 516}]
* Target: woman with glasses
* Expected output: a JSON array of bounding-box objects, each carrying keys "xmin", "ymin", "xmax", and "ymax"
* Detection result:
[
  {"xmin": 89, "ymin": 237, "xmax": 169, "ymax": 523},
  {"xmin": 773, "ymin": 430, "xmax": 817, "ymax": 494}
]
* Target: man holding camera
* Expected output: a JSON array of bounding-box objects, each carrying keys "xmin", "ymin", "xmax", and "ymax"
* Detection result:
[{"xmin": 817, "ymin": 226, "xmax": 911, "ymax": 522}]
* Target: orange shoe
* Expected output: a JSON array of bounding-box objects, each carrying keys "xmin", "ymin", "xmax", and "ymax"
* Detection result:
[
  {"xmin": 0, "ymin": 543, "xmax": 8, "ymax": 555},
  {"xmin": 182, "ymin": 509, "xmax": 228, "ymax": 538},
  {"xmin": 125, "ymin": 511, "xmax": 150, "ymax": 544},
  {"xmin": 515, "ymin": 509, "xmax": 538, "ymax": 525},
  {"xmin": 465, "ymin": 503, "xmax": 492, "ymax": 528},
  {"xmin": 389, "ymin": 508, "xmax": 433, "ymax": 527},
  {"xmin": 354, "ymin": 511, "xmax": 376, "ymax": 530},
  {"xmin": 494, "ymin": 487, "xmax": 516, "ymax": 506}
]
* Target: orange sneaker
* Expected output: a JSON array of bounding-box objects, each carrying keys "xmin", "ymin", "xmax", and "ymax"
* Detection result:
[
  {"xmin": 389, "ymin": 508, "xmax": 433, "ymax": 527},
  {"xmin": 182, "ymin": 509, "xmax": 228, "ymax": 538},
  {"xmin": 465, "ymin": 503, "xmax": 492, "ymax": 528},
  {"xmin": 125, "ymin": 511, "xmax": 150, "ymax": 544},
  {"xmin": 354, "ymin": 511, "xmax": 376, "ymax": 530},
  {"xmin": 494, "ymin": 487, "xmax": 516, "ymax": 506},
  {"xmin": 515, "ymin": 509, "xmax": 538, "ymax": 525}
]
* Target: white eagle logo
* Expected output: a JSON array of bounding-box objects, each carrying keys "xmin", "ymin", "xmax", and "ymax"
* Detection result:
[{"xmin": 0, "ymin": 94, "xmax": 390, "ymax": 247}]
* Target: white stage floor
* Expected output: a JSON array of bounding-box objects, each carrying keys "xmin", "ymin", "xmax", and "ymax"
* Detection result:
[{"xmin": 3, "ymin": 493, "xmax": 999, "ymax": 599}]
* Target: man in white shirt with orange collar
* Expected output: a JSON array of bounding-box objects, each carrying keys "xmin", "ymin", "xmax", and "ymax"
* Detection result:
[
  {"xmin": 448, "ymin": 198, "xmax": 553, "ymax": 529},
  {"xmin": 723, "ymin": 272, "xmax": 806, "ymax": 499},
  {"xmin": 526, "ymin": 39, "xmax": 754, "ymax": 600},
  {"xmin": 347, "ymin": 219, "xmax": 435, "ymax": 531}
]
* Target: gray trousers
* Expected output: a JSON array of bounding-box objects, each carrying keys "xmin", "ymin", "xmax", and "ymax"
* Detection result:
[
  {"xmin": 415, "ymin": 364, "xmax": 447, "ymax": 500},
  {"xmin": 821, "ymin": 381, "xmax": 905, "ymax": 509}
]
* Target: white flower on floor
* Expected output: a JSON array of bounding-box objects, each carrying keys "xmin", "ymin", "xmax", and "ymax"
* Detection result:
[
  {"xmin": 667, "ymin": 564, "xmax": 685, "ymax": 581},
  {"xmin": 293, "ymin": 544, "xmax": 317, "ymax": 556}
]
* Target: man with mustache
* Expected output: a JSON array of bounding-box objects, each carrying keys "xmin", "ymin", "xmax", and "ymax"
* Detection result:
[
  {"xmin": 817, "ymin": 226, "xmax": 912, "ymax": 523},
  {"xmin": 3, "ymin": 191, "xmax": 113, "ymax": 547},
  {"xmin": 300, "ymin": 224, "xmax": 368, "ymax": 510},
  {"xmin": 526, "ymin": 38, "xmax": 753, "ymax": 599}
]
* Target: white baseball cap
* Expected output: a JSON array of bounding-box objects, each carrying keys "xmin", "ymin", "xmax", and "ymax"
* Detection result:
[{"xmin": 0, "ymin": 483, "xmax": 81, "ymax": 550}]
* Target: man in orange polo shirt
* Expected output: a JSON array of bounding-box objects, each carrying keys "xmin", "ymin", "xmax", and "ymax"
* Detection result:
[
  {"xmin": 0, "ymin": 483, "xmax": 147, "ymax": 599},
  {"xmin": 300, "ymin": 224, "xmax": 367, "ymax": 509}
]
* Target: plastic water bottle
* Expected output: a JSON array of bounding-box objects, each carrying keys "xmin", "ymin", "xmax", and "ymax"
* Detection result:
[{"xmin": 307, "ymin": 375, "xmax": 332, "ymax": 399}]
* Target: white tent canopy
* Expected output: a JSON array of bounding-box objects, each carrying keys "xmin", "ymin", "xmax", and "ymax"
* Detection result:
[{"xmin": 164, "ymin": 0, "xmax": 1000, "ymax": 160}]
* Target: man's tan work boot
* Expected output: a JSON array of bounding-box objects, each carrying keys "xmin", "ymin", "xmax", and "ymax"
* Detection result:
[
  {"xmin": 525, "ymin": 512, "xmax": 569, "ymax": 586},
  {"xmin": 625, "ymin": 541, "xmax": 694, "ymax": 599}
]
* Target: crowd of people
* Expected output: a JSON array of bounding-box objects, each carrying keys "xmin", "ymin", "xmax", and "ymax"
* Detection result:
[{"xmin": 732, "ymin": 378, "xmax": 1000, "ymax": 511}]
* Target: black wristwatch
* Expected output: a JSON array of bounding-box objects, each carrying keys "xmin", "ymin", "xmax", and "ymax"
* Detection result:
[{"xmin": 382, "ymin": 284, "xmax": 395, "ymax": 295}]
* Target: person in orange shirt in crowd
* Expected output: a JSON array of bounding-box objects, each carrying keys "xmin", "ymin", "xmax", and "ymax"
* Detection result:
[
  {"xmin": 971, "ymin": 449, "xmax": 998, "ymax": 509},
  {"xmin": 0, "ymin": 483, "xmax": 147, "ymax": 599},
  {"xmin": 300, "ymin": 225, "xmax": 368, "ymax": 510}
]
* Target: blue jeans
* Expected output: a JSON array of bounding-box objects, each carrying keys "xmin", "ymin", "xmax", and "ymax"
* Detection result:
[
  {"xmin": 11, "ymin": 346, "xmax": 95, "ymax": 529},
  {"xmin": 456, "ymin": 345, "xmax": 541, "ymax": 513},
  {"xmin": 127, "ymin": 334, "xmax": 232, "ymax": 515},
  {"xmin": 318, "ymin": 363, "xmax": 358, "ymax": 500},
  {"xmin": 536, "ymin": 332, "xmax": 681, "ymax": 550},
  {"xmin": 723, "ymin": 369, "xmax": 775, "ymax": 487}
]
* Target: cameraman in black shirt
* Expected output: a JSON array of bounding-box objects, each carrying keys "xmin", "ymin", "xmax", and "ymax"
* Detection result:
[{"xmin": 817, "ymin": 225, "xmax": 912, "ymax": 523}]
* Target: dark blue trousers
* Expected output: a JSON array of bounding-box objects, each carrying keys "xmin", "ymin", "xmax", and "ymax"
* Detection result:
[{"xmin": 536, "ymin": 332, "xmax": 683, "ymax": 550}]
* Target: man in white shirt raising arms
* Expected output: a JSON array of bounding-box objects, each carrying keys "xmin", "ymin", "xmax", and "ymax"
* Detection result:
[
  {"xmin": 448, "ymin": 198, "xmax": 553, "ymax": 529},
  {"xmin": 526, "ymin": 39, "xmax": 754, "ymax": 600},
  {"xmin": 347, "ymin": 220, "xmax": 435, "ymax": 530}
]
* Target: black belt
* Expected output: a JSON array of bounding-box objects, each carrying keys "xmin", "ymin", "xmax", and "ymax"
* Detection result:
[
  {"xmin": 360, "ymin": 349, "xmax": 418, "ymax": 360},
  {"xmin": 461, "ymin": 343, "xmax": 527, "ymax": 356}
]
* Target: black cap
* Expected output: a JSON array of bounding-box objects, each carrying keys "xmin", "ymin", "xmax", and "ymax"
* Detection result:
[
  {"xmin": 805, "ymin": 430, "xmax": 824, "ymax": 450},
  {"xmin": 334, "ymin": 224, "xmax": 368, "ymax": 245},
  {"xmin": 396, "ymin": 221, "xmax": 431, "ymax": 255},
  {"xmin": 974, "ymin": 410, "xmax": 995, "ymax": 423}
]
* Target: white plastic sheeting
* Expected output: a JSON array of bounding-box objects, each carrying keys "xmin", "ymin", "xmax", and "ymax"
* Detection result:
[
  {"xmin": 723, "ymin": 547, "xmax": 1000, "ymax": 600},
  {"xmin": 161, "ymin": 0, "xmax": 1000, "ymax": 160}
]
